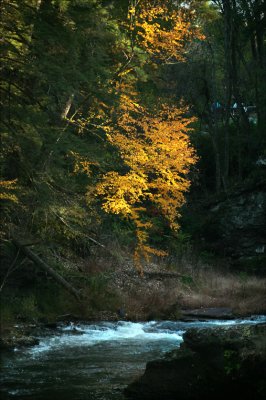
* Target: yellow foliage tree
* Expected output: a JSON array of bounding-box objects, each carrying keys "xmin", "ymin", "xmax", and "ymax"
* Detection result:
[
  {"xmin": 126, "ymin": 0, "xmax": 204, "ymax": 64},
  {"xmin": 93, "ymin": 1, "xmax": 204, "ymax": 270},
  {"xmin": 96, "ymin": 90, "xmax": 197, "ymax": 271}
]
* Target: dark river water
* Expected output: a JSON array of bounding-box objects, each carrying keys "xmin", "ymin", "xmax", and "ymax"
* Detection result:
[{"xmin": 1, "ymin": 316, "xmax": 266, "ymax": 400}]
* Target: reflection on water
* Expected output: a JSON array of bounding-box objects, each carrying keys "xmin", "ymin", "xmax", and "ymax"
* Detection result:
[{"xmin": 1, "ymin": 316, "xmax": 266, "ymax": 400}]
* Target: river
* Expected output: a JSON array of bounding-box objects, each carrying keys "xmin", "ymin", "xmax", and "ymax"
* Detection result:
[{"xmin": 1, "ymin": 316, "xmax": 266, "ymax": 400}]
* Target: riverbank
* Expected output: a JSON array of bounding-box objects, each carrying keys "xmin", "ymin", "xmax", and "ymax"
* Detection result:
[
  {"xmin": 1, "ymin": 237, "xmax": 266, "ymax": 332},
  {"xmin": 106, "ymin": 259, "xmax": 266, "ymax": 321},
  {"xmin": 1, "ymin": 254, "xmax": 266, "ymax": 338}
]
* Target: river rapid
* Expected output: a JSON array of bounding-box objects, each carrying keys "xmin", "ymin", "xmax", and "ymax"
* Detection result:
[{"xmin": 1, "ymin": 316, "xmax": 266, "ymax": 400}]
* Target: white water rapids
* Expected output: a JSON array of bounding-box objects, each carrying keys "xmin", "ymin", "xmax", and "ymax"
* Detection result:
[{"xmin": 1, "ymin": 316, "xmax": 266, "ymax": 400}]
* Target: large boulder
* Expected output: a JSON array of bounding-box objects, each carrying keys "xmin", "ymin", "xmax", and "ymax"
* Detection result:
[
  {"xmin": 125, "ymin": 323, "xmax": 266, "ymax": 400},
  {"xmin": 200, "ymin": 186, "xmax": 266, "ymax": 272}
]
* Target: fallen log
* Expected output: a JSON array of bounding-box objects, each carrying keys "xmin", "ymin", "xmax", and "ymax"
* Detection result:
[
  {"xmin": 143, "ymin": 271, "xmax": 182, "ymax": 279},
  {"xmin": 12, "ymin": 239, "xmax": 81, "ymax": 300}
]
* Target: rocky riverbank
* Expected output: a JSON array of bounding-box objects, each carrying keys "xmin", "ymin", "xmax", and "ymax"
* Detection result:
[{"xmin": 125, "ymin": 323, "xmax": 266, "ymax": 400}]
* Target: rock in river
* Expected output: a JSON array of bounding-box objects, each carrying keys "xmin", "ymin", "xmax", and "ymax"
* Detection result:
[{"xmin": 125, "ymin": 323, "xmax": 266, "ymax": 400}]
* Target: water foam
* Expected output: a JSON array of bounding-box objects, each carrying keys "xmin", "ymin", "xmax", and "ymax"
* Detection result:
[
  {"xmin": 28, "ymin": 321, "xmax": 183, "ymax": 356},
  {"xmin": 27, "ymin": 316, "xmax": 266, "ymax": 357}
]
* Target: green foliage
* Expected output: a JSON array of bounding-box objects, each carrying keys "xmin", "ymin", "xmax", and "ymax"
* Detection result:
[
  {"xmin": 181, "ymin": 275, "xmax": 194, "ymax": 287},
  {"xmin": 239, "ymin": 271, "xmax": 248, "ymax": 284},
  {"xmin": 20, "ymin": 295, "xmax": 39, "ymax": 319},
  {"xmin": 199, "ymin": 250, "xmax": 217, "ymax": 264},
  {"xmin": 223, "ymin": 349, "xmax": 241, "ymax": 375},
  {"xmin": 84, "ymin": 274, "xmax": 120, "ymax": 311},
  {"xmin": 105, "ymin": 217, "xmax": 136, "ymax": 248},
  {"xmin": 236, "ymin": 255, "xmax": 266, "ymax": 274},
  {"xmin": 0, "ymin": 293, "xmax": 39, "ymax": 323},
  {"xmin": 1, "ymin": 282, "xmax": 81, "ymax": 324}
]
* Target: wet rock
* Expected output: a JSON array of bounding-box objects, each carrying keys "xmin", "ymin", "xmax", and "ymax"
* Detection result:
[
  {"xmin": 117, "ymin": 308, "xmax": 126, "ymax": 318},
  {"xmin": 44, "ymin": 322, "xmax": 58, "ymax": 329},
  {"xmin": 181, "ymin": 307, "xmax": 234, "ymax": 320},
  {"xmin": 0, "ymin": 335, "xmax": 39, "ymax": 350},
  {"xmin": 56, "ymin": 313, "xmax": 80, "ymax": 322},
  {"xmin": 125, "ymin": 323, "xmax": 266, "ymax": 400}
]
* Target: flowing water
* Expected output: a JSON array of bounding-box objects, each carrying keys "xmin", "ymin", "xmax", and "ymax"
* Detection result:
[{"xmin": 1, "ymin": 316, "xmax": 266, "ymax": 400}]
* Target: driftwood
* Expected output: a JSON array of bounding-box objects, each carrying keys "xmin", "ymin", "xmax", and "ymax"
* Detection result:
[
  {"xmin": 143, "ymin": 271, "xmax": 182, "ymax": 279},
  {"xmin": 122, "ymin": 270, "xmax": 183, "ymax": 279},
  {"xmin": 0, "ymin": 248, "xmax": 21, "ymax": 292},
  {"xmin": 12, "ymin": 239, "xmax": 81, "ymax": 300}
]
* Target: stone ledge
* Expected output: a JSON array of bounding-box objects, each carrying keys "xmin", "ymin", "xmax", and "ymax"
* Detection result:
[{"xmin": 125, "ymin": 323, "xmax": 266, "ymax": 400}]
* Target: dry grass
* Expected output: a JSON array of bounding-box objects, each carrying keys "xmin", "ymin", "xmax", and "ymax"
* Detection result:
[
  {"xmin": 106, "ymin": 254, "xmax": 266, "ymax": 319},
  {"xmin": 79, "ymin": 238, "xmax": 266, "ymax": 319},
  {"xmin": 199, "ymin": 270, "xmax": 266, "ymax": 315}
]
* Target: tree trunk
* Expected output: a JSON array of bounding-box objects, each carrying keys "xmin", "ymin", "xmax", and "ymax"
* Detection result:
[
  {"xmin": 210, "ymin": 122, "xmax": 222, "ymax": 193},
  {"xmin": 223, "ymin": 0, "xmax": 233, "ymax": 188},
  {"xmin": 12, "ymin": 240, "xmax": 81, "ymax": 301},
  {"xmin": 61, "ymin": 93, "xmax": 74, "ymax": 119}
]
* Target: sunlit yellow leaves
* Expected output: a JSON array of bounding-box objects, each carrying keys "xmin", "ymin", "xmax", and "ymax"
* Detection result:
[
  {"xmin": 128, "ymin": 5, "xmax": 136, "ymax": 18},
  {"xmin": 117, "ymin": 68, "xmax": 134, "ymax": 77},
  {"xmin": 69, "ymin": 151, "xmax": 99, "ymax": 176},
  {"xmin": 66, "ymin": 98, "xmax": 111, "ymax": 136},
  {"xmin": 126, "ymin": 0, "xmax": 205, "ymax": 63},
  {"xmin": 95, "ymin": 92, "xmax": 197, "ymax": 267},
  {"xmin": 97, "ymin": 171, "xmax": 149, "ymax": 215},
  {"xmin": 0, "ymin": 179, "xmax": 18, "ymax": 203}
]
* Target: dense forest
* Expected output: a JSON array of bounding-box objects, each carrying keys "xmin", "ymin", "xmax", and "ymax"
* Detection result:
[{"xmin": 1, "ymin": 0, "xmax": 265, "ymax": 323}]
